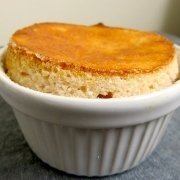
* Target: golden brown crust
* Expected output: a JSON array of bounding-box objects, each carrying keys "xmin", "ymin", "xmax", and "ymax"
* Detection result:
[{"xmin": 10, "ymin": 22, "xmax": 174, "ymax": 76}]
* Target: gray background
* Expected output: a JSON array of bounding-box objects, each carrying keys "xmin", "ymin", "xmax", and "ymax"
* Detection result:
[{"xmin": 0, "ymin": 35, "xmax": 180, "ymax": 180}]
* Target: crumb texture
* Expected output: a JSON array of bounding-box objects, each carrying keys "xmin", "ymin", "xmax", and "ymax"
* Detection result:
[{"xmin": 5, "ymin": 46, "xmax": 179, "ymax": 98}]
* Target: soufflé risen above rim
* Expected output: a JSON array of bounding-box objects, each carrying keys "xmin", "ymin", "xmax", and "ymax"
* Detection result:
[{"xmin": 4, "ymin": 22, "xmax": 179, "ymax": 98}]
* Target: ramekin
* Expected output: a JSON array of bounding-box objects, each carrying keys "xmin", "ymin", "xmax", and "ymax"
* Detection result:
[{"xmin": 0, "ymin": 46, "xmax": 180, "ymax": 176}]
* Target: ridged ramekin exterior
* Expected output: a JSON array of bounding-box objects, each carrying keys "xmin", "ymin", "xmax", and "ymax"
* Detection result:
[
  {"xmin": 0, "ymin": 46, "xmax": 180, "ymax": 176},
  {"xmin": 14, "ymin": 109, "xmax": 172, "ymax": 176}
]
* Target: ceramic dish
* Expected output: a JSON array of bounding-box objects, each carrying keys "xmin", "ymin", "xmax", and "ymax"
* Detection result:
[{"xmin": 0, "ymin": 46, "xmax": 180, "ymax": 176}]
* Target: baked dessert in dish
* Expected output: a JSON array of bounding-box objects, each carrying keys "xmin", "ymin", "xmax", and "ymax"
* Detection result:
[{"xmin": 4, "ymin": 22, "xmax": 179, "ymax": 98}]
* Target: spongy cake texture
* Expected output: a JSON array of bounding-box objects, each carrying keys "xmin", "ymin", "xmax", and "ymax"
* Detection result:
[{"xmin": 4, "ymin": 23, "xmax": 179, "ymax": 98}]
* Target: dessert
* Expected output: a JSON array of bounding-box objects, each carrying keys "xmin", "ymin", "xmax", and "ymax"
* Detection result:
[{"xmin": 4, "ymin": 22, "xmax": 179, "ymax": 98}]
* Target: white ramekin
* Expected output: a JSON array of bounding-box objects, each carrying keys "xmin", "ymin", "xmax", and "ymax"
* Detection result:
[{"xmin": 0, "ymin": 46, "xmax": 180, "ymax": 176}]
